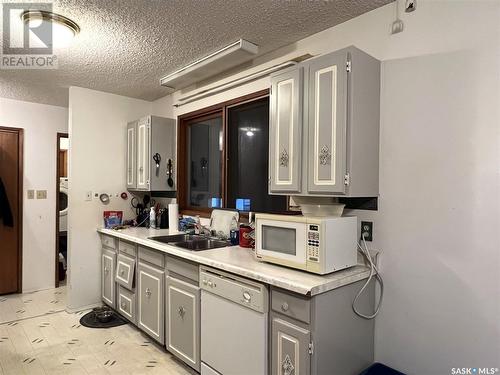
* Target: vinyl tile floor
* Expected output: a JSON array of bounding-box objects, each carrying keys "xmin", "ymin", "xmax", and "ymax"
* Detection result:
[
  {"xmin": 0, "ymin": 287, "xmax": 67, "ymax": 324},
  {"xmin": 0, "ymin": 291, "xmax": 193, "ymax": 375}
]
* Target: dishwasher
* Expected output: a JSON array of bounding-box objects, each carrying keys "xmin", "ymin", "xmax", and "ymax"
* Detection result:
[{"xmin": 200, "ymin": 266, "xmax": 269, "ymax": 375}]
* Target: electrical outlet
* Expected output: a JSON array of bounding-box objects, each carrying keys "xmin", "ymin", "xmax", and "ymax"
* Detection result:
[
  {"xmin": 36, "ymin": 190, "xmax": 47, "ymax": 199},
  {"xmin": 361, "ymin": 221, "xmax": 373, "ymax": 241}
]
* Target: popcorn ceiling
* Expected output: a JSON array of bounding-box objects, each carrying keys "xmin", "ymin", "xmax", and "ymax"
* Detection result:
[{"xmin": 0, "ymin": 0, "xmax": 390, "ymax": 107}]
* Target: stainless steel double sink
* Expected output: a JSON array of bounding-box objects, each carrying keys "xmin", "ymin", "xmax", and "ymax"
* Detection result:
[{"xmin": 148, "ymin": 234, "xmax": 229, "ymax": 251}]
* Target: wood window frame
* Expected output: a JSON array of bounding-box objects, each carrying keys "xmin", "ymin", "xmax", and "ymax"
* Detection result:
[{"xmin": 177, "ymin": 89, "xmax": 269, "ymax": 217}]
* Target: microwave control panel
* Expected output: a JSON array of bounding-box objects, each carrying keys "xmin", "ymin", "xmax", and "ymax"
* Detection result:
[{"xmin": 307, "ymin": 224, "xmax": 320, "ymax": 262}]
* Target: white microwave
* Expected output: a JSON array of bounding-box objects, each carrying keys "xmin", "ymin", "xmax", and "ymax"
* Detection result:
[{"xmin": 255, "ymin": 214, "xmax": 357, "ymax": 275}]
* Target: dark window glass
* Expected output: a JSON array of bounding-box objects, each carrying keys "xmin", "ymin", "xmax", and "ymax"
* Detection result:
[
  {"xmin": 187, "ymin": 116, "xmax": 223, "ymax": 208},
  {"xmin": 227, "ymin": 98, "xmax": 287, "ymax": 212}
]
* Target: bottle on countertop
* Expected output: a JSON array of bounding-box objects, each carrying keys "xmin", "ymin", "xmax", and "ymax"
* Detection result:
[
  {"xmin": 150, "ymin": 207, "xmax": 156, "ymax": 229},
  {"xmin": 230, "ymin": 216, "xmax": 239, "ymax": 245},
  {"xmin": 194, "ymin": 215, "xmax": 201, "ymax": 235}
]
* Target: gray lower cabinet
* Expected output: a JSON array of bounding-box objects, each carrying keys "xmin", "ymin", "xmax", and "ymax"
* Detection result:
[
  {"xmin": 271, "ymin": 281, "xmax": 375, "ymax": 375},
  {"xmin": 272, "ymin": 316, "xmax": 311, "ymax": 375},
  {"xmin": 117, "ymin": 285, "xmax": 136, "ymax": 323},
  {"xmin": 166, "ymin": 275, "xmax": 200, "ymax": 372},
  {"xmin": 101, "ymin": 248, "xmax": 116, "ymax": 308},
  {"xmin": 138, "ymin": 262, "xmax": 165, "ymax": 344}
]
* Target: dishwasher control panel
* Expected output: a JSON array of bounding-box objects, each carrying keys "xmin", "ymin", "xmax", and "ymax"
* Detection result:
[{"xmin": 200, "ymin": 266, "xmax": 269, "ymax": 313}]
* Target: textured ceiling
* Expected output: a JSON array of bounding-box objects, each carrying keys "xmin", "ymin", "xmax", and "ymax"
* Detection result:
[{"xmin": 0, "ymin": 0, "xmax": 391, "ymax": 107}]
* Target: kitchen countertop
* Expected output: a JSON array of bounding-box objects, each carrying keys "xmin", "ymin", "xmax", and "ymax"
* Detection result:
[{"xmin": 97, "ymin": 227, "xmax": 373, "ymax": 296}]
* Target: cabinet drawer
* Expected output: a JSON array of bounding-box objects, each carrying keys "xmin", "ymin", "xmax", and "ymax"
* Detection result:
[
  {"xmin": 139, "ymin": 246, "xmax": 165, "ymax": 267},
  {"xmin": 118, "ymin": 285, "xmax": 136, "ymax": 323},
  {"xmin": 115, "ymin": 254, "xmax": 136, "ymax": 290},
  {"xmin": 166, "ymin": 256, "xmax": 199, "ymax": 282},
  {"xmin": 271, "ymin": 288, "xmax": 311, "ymax": 324},
  {"xmin": 119, "ymin": 240, "xmax": 137, "ymax": 257},
  {"xmin": 101, "ymin": 234, "xmax": 116, "ymax": 249}
]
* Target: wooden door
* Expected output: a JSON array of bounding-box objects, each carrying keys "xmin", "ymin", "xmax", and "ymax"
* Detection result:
[
  {"xmin": 269, "ymin": 68, "xmax": 303, "ymax": 193},
  {"xmin": 0, "ymin": 127, "xmax": 23, "ymax": 295},
  {"xmin": 307, "ymin": 51, "xmax": 348, "ymax": 194}
]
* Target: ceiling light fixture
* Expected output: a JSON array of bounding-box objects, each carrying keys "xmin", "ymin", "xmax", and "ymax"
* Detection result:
[{"xmin": 21, "ymin": 10, "xmax": 80, "ymax": 48}]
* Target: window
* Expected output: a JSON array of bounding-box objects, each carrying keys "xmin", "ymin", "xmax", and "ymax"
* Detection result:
[{"xmin": 177, "ymin": 90, "xmax": 287, "ymax": 215}]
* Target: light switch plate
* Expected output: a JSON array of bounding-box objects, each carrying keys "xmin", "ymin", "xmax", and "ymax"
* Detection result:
[
  {"xmin": 27, "ymin": 190, "xmax": 35, "ymax": 199},
  {"xmin": 36, "ymin": 190, "xmax": 47, "ymax": 199},
  {"xmin": 85, "ymin": 191, "xmax": 93, "ymax": 201}
]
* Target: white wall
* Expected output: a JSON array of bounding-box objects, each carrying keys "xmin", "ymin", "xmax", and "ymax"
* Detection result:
[
  {"xmin": 0, "ymin": 97, "xmax": 68, "ymax": 292},
  {"xmin": 67, "ymin": 87, "xmax": 151, "ymax": 310},
  {"xmin": 153, "ymin": 1, "xmax": 500, "ymax": 373}
]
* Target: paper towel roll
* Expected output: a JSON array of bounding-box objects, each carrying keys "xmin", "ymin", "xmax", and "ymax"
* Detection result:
[{"xmin": 168, "ymin": 203, "xmax": 179, "ymax": 233}]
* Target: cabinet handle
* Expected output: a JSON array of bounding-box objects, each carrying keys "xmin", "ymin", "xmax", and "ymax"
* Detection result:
[
  {"xmin": 177, "ymin": 306, "xmax": 186, "ymax": 317},
  {"xmin": 279, "ymin": 149, "xmax": 289, "ymax": 167},
  {"xmin": 281, "ymin": 302, "xmax": 289, "ymax": 312},
  {"xmin": 319, "ymin": 145, "xmax": 332, "ymax": 165},
  {"xmin": 145, "ymin": 288, "xmax": 152, "ymax": 298},
  {"xmin": 121, "ymin": 302, "xmax": 126, "ymax": 309},
  {"xmin": 104, "ymin": 267, "xmax": 109, "ymax": 274},
  {"xmin": 120, "ymin": 269, "xmax": 125, "ymax": 276},
  {"xmin": 282, "ymin": 354, "xmax": 295, "ymax": 375}
]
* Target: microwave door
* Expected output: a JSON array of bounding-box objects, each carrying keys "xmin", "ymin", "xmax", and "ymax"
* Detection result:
[{"xmin": 256, "ymin": 220, "xmax": 307, "ymax": 264}]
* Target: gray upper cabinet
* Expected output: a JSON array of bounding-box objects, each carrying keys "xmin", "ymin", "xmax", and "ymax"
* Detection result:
[
  {"xmin": 272, "ymin": 316, "xmax": 311, "ymax": 375},
  {"xmin": 136, "ymin": 117, "xmax": 151, "ymax": 190},
  {"xmin": 128, "ymin": 115, "xmax": 176, "ymax": 192},
  {"xmin": 269, "ymin": 46, "xmax": 380, "ymax": 197},
  {"xmin": 269, "ymin": 67, "xmax": 303, "ymax": 193},
  {"xmin": 138, "ymin": 262, "xmax": 165, "ymax": 344},
  {"xmin": 166, "ymin": 276, "xmax": 200, "ymax": 372},
  {"xmin": 126, "ymin": 120, "xmax": 137, "ymax": 189},
  {"xmin": 307, "ymin": 52, "xmax": 347, "ymax": 194}
]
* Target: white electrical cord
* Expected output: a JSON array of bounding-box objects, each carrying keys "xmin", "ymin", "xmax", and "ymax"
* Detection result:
[{"xmin": 352, "ymin": 234, "xmax": 384, "ymax": 319}]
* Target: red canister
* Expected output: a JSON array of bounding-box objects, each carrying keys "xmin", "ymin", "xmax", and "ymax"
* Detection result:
[{"xmin": 239, "ymin": 224, "xmax": 254, "ymax": 248}]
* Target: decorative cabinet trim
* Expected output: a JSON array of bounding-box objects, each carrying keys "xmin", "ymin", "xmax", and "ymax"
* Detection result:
[
  {"xmin": 279, "ymin": 148, "xmax": 289, "ymax": 167},
  {"xmin": 138, "ymin": 265, "xmax": 164, "ymax": 341},
  {"xmin": 313, "ymin": 65, "xmax": 337, "ymax": 186}
]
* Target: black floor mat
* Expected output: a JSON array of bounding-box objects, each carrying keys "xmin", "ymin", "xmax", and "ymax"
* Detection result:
[{"xmin": 80, "ymin": 308, "xmax": 128, "ymax": 328}]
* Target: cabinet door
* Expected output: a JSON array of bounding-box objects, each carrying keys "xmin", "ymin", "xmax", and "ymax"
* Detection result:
[
  {"xmin": 136, "ymin": 117, "xmax": 151, "ymax": 190},
  {"xmin": 138, "ymin": 263, "xmax": 164, "ymax": 343},
  {"xmin": 272, "ymin": 317, "xmax": 310, "ymax": 375},
  {"xmin": 307, "ymin": 52, "xmax": 348, "ymax": 194},
  {"xmin": 126, "ymin": 121, "xmax": 137, "ymax": 189},
  {"xmin": 269, "ymin": 68, "xmax": 303, "ymax": 193},
  {"xmin": 166, "ymin": 276, "xmax": 200, "ymax": 371},
  {"xmin": 101, "ymin": 249, "xmax": 116, "ymax": 308}
]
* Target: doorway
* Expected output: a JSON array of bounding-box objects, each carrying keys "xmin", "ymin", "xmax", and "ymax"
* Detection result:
[
  {"xmin": 0, "ymin": 127, "xmax": 23, "ymax": 295},
  {"xmin": 55, "ymin": 133, "xmax": 69, "ymax": 287}
]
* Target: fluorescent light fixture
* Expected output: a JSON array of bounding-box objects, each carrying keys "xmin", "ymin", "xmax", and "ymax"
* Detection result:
[
  {"xmin": 21, "ymin": 10, "xmax": 80, "ymax": 48},
  {"xmin": 160, "ymin": 39, "xmax": 259, "ymax": 91}
]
